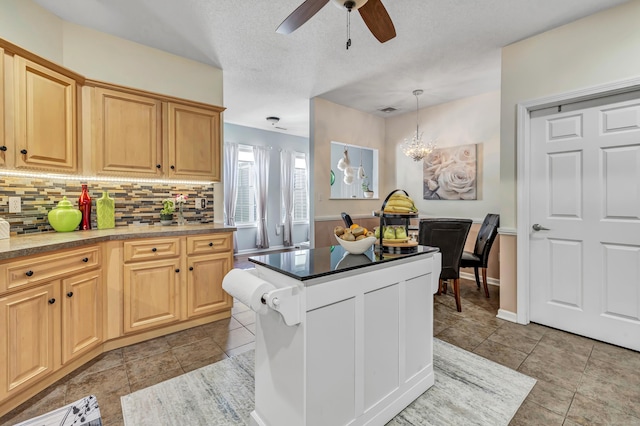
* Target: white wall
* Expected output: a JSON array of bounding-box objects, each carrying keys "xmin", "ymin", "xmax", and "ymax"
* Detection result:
[
  {"xmin": 224, "ymin": 123, "xmax": 309, "ymax": 252},
  {"xmin": 387, "ymin": 91, "xmax": 501, "ymax": 221}
]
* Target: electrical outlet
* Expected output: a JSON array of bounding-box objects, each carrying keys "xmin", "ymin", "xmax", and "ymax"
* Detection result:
[
  {"xmin": 9, "ymin": 197, "xmax": 21, "ymax": 213},
  {"xmin": 195, "ymin": 198, "xmax": 206, "ymax": 210}
]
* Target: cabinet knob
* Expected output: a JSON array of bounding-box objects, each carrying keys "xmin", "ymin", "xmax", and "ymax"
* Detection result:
[
  {"xmin": 189, "ymin": 266, "xmax": 194, "ymax": 271},
  {"xmin": 67, "ymin": 292, "xmax": 73, "ymax": 298},
  {"xmin": 208, "ymin": 242, "xmax": 213, "ymax": 247},
  {"xmin": 25, "ymin": 270, "xmax": 34, "ymax": 277},
  {"xmin": 0, "ymin": 145, "xmax": 6, "ymax": 152},
  {"xmin": 170, "ymin": 165, "xmax": 175, "ymax": 170},
  {"xmin": 152, "ymin": 248, "xmax": 157, "ymax": 252},
  {"xmin": 20, "ymin": 149, "xmax": 27, "ymax": 155},
  {"xmin": 175, "ymin": 268, "xmax": 180, "ymax": 273},
  {"xmin": 82, "ymin": 257, "xmax": 89, "ymax": 263},
  {"xmin": 156, "ymin": 164, "xmax": 161, "ymax": 169},
  {"xmin": 48, "ymin": 298, "xmax": 56, "ymax": 304}
]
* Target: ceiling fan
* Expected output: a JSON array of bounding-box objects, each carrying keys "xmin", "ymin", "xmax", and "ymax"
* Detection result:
[{"xmin": 276, "ymin": 0, "xmax": 396, "ymax": 45}]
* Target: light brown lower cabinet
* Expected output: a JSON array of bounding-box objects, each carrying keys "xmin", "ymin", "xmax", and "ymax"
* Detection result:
[
  {"xmin": 123, "ymin": 257, "xmax": 181, "ymax": 334},
  {"xmin": 0, "ymin": 231, "xmax": 233, "ymax": 416},
  {"xmin": 187, "ymin": 252, "xmax": 232, "ymax": 318},
  {"xmin": 0, "ymin": 271, "xmax": 102, "ymax": 400}
]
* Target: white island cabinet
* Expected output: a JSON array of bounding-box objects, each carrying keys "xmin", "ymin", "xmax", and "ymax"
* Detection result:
[{"xmin": 246, "ymin": 245, "xmax": 441, "ymax": 426}]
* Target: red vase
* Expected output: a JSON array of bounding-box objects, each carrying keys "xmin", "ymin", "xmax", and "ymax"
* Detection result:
[{"xmin": 79, "ymin": 184, "xmax": 92, "ymax": 230}]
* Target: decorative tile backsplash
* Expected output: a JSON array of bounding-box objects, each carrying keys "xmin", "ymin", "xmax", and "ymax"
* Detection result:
[{"xmin": 0, "ymin": 177, "xmax": 214, "ymax": 236}]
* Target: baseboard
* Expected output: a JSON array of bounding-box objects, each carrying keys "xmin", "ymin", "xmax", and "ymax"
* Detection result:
[
  {"xmin": 459, "ymin": 271, "xmax": 500, "ymax": 286},
  {"xmin": 496, "ymin": 309, "xmax": 517, "ymax": 323}
]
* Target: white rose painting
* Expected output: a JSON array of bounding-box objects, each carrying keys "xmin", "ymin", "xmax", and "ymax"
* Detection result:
[{"xmin": 423, "ymin": 144, "xmax": 477, "ymax": 200}]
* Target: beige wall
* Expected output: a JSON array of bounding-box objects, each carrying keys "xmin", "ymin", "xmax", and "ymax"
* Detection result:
[
  {"xmin": 499, "ymin": 0, "xmax": 640, "ymax": 315},
  {"xmin": 311, "ymin": 98, "xmax": 389, "ymax": 244},
  {"xmin": 62, "ymin": 22, "xmax": 223, "ymax": 106},
  {"xmin": 386, "ymin": 90, "xmax": 501, "ymax": 222},
  {"xmin": 0, "ymin": 0, "xmax": 63, "ymax": 62}
]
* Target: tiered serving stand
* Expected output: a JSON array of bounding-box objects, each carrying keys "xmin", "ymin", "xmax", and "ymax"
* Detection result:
[{"xmin": 375, "ymin": 189, "xmax": 419, "ymax": 255}]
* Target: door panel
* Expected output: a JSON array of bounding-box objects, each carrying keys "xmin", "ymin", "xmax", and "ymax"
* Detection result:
[
  {"xmin": 62, "ymin": 271, "xmax": 102, "ymax": 364},
  {"xmin": 530, "ymin": 98, "xmax": 640, "ymax": 351}
]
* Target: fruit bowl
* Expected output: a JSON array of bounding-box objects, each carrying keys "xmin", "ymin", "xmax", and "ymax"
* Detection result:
[{"xmin": 334, "ymin": 235, "xmax": 376, "ymax": 255}]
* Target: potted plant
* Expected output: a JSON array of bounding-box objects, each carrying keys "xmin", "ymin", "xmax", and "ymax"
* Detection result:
[
  {"xmin": 362, "ymin": 177, "xmax": 374, "ymax": 198},
  {"xmin": 160, "ymin": 198, "xmax": 175, "ymax": 225}
]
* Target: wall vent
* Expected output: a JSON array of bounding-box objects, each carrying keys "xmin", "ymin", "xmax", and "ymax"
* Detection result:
[{"xmin": 378, "ymin": 107, "xmax": 397, "ymax": 113}]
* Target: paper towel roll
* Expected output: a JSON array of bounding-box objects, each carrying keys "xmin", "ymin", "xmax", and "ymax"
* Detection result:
[{"xmin": 222, "ymin": 269, "xmax": 276, "ymax": 315}]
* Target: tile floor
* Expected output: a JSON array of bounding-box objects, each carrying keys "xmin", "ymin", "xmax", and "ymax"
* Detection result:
[{"xmin": 1, "ymin": 261, "xmax": 639, "ymax": 425}]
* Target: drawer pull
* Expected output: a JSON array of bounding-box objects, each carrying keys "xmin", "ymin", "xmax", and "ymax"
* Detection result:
[
  {"xmin": 48, "ymin": 298, "xmax": 56, "ymax": 304},
  {"xmin": 156, "ymin": 164, "xmax": 161, "ymax": 169},
  {"xmin": 82, "ymin": 257, "xmax": 89, "ymax": 262},
  {"xmin": 25, "ymin": 270, "xmax": 34, "ymax": 277},
  {"xmin": 175, "ymin": 268, "xmax": 180, "ymax": 273},
  {"xmin": 170, "ymin": 165, "xmax": 175, "ymax": 170},
  {"xmin": 20, "ymin": 149, "xmax": 28, "ymax": 155},
  {"xmin": 67, "ymin": 292, "xmax": 73, "ymax": 298},
  {"xmin": 0, "ymin": 145, "xmax": 6, "ymax": 151},
  {"xmin": 189, "ymin": 266, "xmax": 194, "ymax": 271},
  {"xmin": 152, "ymin": 248, "xmax": 157, "ymax": 252},
  {"xmin": 208, "ymin": 242, "xmax": 214, "ymax": 247}
]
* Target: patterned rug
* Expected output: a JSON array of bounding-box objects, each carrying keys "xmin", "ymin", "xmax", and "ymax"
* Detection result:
[
  {"xmin": 15, "ymin": 395, "xmax": 102, "ymax": 426},
  {"xmin": 121, "ymin": 339, "xmax": 535, "ymax": 425}
]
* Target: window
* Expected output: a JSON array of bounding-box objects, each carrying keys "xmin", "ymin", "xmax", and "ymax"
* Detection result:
[
  {"xmin": 293, "ymin": 153, "xmax": 308, "ymax": 222},
  {"xmin": 234, "ymin": 147, "xmax": 257, "ymax": 224}
]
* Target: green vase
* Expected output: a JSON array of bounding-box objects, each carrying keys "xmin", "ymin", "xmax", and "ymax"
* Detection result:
[
  {"xmin": 48, "ymin": 196, "xmax": 82, "ymax": 232},
  {"xmin": 96, "ymin": 191, "xmax": 115, "ymax": 229}
]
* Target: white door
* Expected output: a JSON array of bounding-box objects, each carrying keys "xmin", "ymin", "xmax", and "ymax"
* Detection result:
[{"xmin": 529, "ymin": 96, "xmax": 640, "ymax": 351}]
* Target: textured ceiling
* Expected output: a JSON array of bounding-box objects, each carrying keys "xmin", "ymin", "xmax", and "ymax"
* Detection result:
[{"xmin": 34, "ymin": 0, "xmax": 629, "ymax": 137}]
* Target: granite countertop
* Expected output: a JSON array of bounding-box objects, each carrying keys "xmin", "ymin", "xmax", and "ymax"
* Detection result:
[
  {"xmin": 0, "ymin": 224, "xmax": 236, "ymax": 261},
  {"xmin": 249, "ymin": 244, "xmax": 439, "ymax": 283}
]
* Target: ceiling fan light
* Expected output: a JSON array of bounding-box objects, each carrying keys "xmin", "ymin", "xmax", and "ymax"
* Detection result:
[{"xmin": 330, "ymin": 0, "xmax": 368, "ymax": 10}]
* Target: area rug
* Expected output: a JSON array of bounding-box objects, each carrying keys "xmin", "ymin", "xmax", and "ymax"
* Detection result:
[
  {"xmin": 121, "ymin": 339, "xmax": 535, "ymax": 425},
  {"xmin": 15, "ymin": 395, "xmax": 102, "ymax": 426}
]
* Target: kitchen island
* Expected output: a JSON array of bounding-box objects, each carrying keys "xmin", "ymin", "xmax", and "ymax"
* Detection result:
[{"xmin": 244, "ymin": 245, "xmax": 441, "ymax": 426}]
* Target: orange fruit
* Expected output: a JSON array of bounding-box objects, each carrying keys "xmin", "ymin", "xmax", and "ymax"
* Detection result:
[{"xmin": 350, "ymin": 224, "xmax": 359, "ymax": 229}]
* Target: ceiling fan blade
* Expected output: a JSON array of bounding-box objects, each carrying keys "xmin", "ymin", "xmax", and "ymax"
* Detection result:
[
  {"xmin": 358, "ymin": 0, "xmax": 396, "ymax": 43},
  {"xmin": 276, "ymin": 0, "xmax": 330, "ymax": 35}
]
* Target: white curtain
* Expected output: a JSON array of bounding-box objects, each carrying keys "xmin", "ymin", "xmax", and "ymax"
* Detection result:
[
  {"xmin": 280, "ymin": 150, "xmax": 295, "ymax": 247},
  {"xmin": 223, "ymin": 143, "xmax": 239, "ymax": 253},
  {"xmin": 253, "ymin": 146, "xmax": 270, "ymax": 249}
]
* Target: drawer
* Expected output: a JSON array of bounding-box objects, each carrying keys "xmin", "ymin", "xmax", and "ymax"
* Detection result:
[
  {"xmin": 123, "ymin": 237, "xmax": 180, "ymax": 262},
  {"xmin": 1, "ymin": 245, "xmax": 101, "ymax": 293},
  {"xmin": 186, "ymin": 233, "xmax": 232, "ymax": 255}
]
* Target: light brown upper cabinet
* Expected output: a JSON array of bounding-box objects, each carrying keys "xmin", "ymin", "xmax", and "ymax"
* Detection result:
[
  {"xmin": 92, "ymin": 86, "xmax": 163, "ymax": 177},
  {"xmin": 167, "ymin": 102, "xmax": 222, "ymax": 181},
  {"xmin": 89, "ymin": 81, "xmax": 224, "ymax": 181},
  {"xmin": 13, "ymin": 56, "xmax": 77, "ymax": 172},
  {"xmin": 0, "ymin": 47, "xmax": 5, "ymax": 167}
]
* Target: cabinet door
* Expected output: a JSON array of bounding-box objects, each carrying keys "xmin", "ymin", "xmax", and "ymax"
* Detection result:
[
  {"xmin": 186, "ymin": 252, "xmax": 232, "ymax": 318},
  {"xmin": 0, "ymin": 283, "xmax": 59, "ymax": 399},
  {"xmin": 123, "ymin": 258, "xmax": 181, "ymax": 334},
  {"xmin": 0, "ymin": 47, "xmax": 5, "ymax": 167},
  {"xmin": 14, "ymin": 56, "xmax": 77, "ymax": 171},
  {"xmin": 93, "ymin": 87, "xmax": 162, "ymax": 177},
  {"xmin": 61, "ymin": 270, "xmax": 102, "ymax": 364},
  {"xmin": 167, "ymin": 102, "xmax": 222, "ymax": 181}
]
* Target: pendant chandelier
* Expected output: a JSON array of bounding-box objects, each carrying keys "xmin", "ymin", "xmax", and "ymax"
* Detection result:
[{"xmin": 402, "ymin": 89, "xmax": 436, "ymax": 161}]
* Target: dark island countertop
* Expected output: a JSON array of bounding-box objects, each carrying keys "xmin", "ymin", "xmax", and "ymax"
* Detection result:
[
  {"xmin": 0, "ymin": 224, "xmax": 236, "ymax": 261},
  {"xmin": 249, "ymin": 245, "xmax": 439, "ymax": 282}
]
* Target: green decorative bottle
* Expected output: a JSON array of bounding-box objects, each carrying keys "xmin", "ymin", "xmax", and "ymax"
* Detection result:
[{"xmin": 96, "ymin": 191, "xmax": 115, "ymax": 229}]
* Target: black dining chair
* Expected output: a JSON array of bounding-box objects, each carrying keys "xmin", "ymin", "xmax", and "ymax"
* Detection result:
[
  {"xmin": 341, "ymin": 212, "xmax": 353, "ymax": 228},
  {"xmin": 418, "ymin": 218, "xmax": 472, "ymax": 312},
  {"xmin": 460, "ymin": 213, "xmax": 500, "ymax": 298}
]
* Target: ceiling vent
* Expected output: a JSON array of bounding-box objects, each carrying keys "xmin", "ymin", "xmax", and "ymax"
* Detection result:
[{"xmin": 378, "ymin": 106, "xmax": 397, "ymax": 113}]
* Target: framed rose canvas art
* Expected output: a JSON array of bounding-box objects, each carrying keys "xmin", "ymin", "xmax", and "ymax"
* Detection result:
[{"xmin": 423, "ymin": 144, "xmax": 477, "ymax": 200}]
